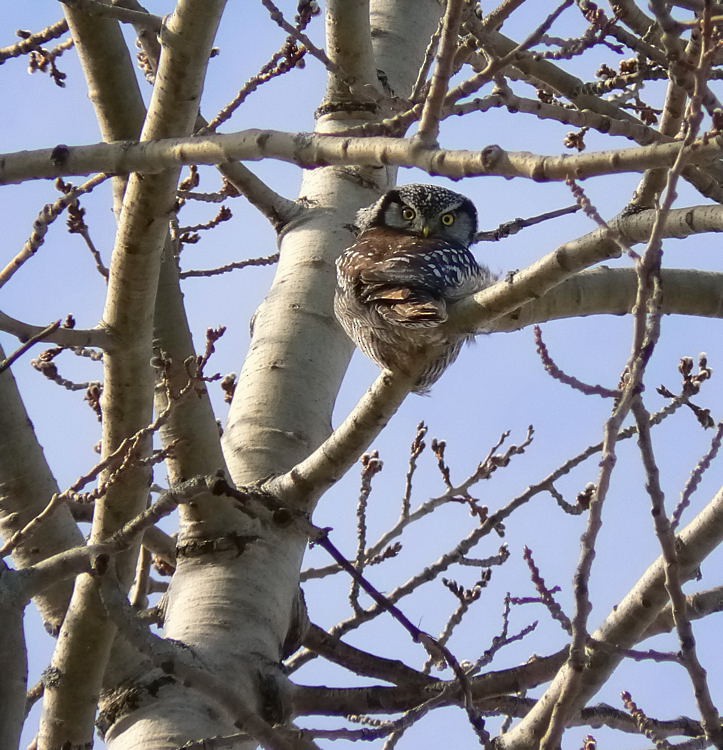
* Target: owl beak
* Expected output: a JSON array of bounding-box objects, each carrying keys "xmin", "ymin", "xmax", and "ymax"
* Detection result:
[{"xmin": 421, "ymin": 224, "xmax": 431, "ymax": 238}]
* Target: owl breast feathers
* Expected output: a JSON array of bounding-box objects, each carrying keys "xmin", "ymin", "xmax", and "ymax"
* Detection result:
[{"xmin": 334, "ymin": 184, "xmax": 494, "ymax": 393}]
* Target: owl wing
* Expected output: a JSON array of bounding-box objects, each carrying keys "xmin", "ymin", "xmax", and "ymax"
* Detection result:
[
  {"xmin": 360, "ymin": 283, "xmax": 448, "ymax": 326},
  {"xmin": 337, "ymin": 231, "xmax": 487, "ymax": 328},
  {"xmin": 354, "ymin": 257, "xmax": 444, "ymax": 325},
  {"xmin": 355, "ymin": 240, "xmax": 476, "ymax": 326}
]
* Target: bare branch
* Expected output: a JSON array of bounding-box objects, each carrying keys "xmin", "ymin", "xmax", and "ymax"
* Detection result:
[
  {"xmin": 0, "ymin": 173, "xmax": 110, "ymax": 288},
  {"xmin": 301, "ymin": 622, "xmax": 432, "ymax": 686},
  {"xmin": 415, "ymin": 0, "xmax": 465, "ymax": 146},
  {"xmin": 58, "ymin": 0, "xmax": 162, "ymax": 31},
  {"xmin": 0, "ymin": 321, "xmax": 61, "ymax": 373},
  {"xmin": 533, "ymin": 325, "xmax": 619, "ymax": 398},
  {"xmin": 0, "ymin": 19, "xmax": 69, "ymax": 63},
  {"xmin": 180, "ymin": 251, "xmax": 279, "ymax": 279},
  {"xmin": 0, "ymin": 311, "xmax": 110, "ymax": 350},
  {"xmin": 497, "ymin": 486, "xmax": 723, "ymax": 749},
  {"xmin": 4, "ymin": 129, "xmax": 723, "ymax": 187},
  {"xmin": 632, "ymin": 397, "xmax": 723, "ymax": 746},
  {"xmin": 673, "ymin": 421, "xmax": 723, "ymax": 529},
  {"xmin": 475, "ymin": 204, "xmax": 579, "ymax": 243},
  {"xmin": 261, "ymin": 0, "xmax": 339, "ymax": 79}
]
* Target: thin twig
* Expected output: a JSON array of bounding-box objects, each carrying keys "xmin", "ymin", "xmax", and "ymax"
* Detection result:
[
  {"xmin": 672, "ymin": 421, "xmax": 723, "ymax": 529},
  {"xmin": 534, "ymin": 325, "xmax": 620, "ymax": 398},
  {"xmin": 632, "ymin": 397, "xmax": 723, "ymax": 746},
  {"xmin": 310, "ymin": 527, "xmax": 489, "ymax": 743},
  {"xmin": 475, "ymin": 204, "xmax": 579, "ymax": 243},
  {"xmin": 0, "ymin": 19, "xmax": 69, "ymax": 63},
  {"xmin": 401, "ymin": 421, "xmax": 427, "ymax": 518},
  {"xmin": 260, "ymin": 0, "xmax": 340, "ymax": 78},
  {"xmin": 416, "ymin": 0, "xmax": 465, "ymax": 146},
  {"xmin": 0, "ymin": 320, "xmax": 61, "ymax": 373},
  {"xmin": 350, "ymin": 452, "xmax": 383, "ymax": 612},
  {"xmin": 202, "ymin": 38, "xmax": 306, "ymax": 134},
  {"xmin": 0, "ymin": 173, "xmax": 110, "ymax": 289},
  {"xmin": 180, "ymin": 252, "xmax": 279, "ymax": 278}
]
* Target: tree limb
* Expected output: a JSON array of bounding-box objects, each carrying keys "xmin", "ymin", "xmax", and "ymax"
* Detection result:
[
  {"xmin": 3, "ymin": 128, "xmax": 723, "ymax": 186},
  {"xmin": 498, "ymin": 487, "xmax": 723, "ymax": 749}
]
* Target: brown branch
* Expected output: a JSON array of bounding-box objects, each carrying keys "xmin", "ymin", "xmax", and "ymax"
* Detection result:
[
  {"xmin": 415, "ymin": 0, "xmax": 465, "ymax": 146},
  {"xmin": 0, "ymin": 173, "xmax": 110, "ymax": 288},
  {"xmin": 673, "ymin": 421, "xmax": 723, "ymax": 529},
  {"xmin": 410, "ymin": 16, "xmax": 443, "ymax": 102},
  {"xmin": 0, "ymin": 320, "xmax": 61, "ymax": 373},
  {"xmin": 202, "ymin": 35, "xmax": 306, "ymax": 134},
  {"xmin": 522, "ymin": 546, "xmax": 572, "ymax": 634},
  {"xmin": 180, "ymin": 252, "xmax": 279, "ymax": 279},
  {"xmin": 0, "ymin": 19, "xmax": 69, "ymax": 63},
  {"xmin": 300, "ymin": 428, "xmax": 531, "ymax": 584},
  {"xmin": 475, "ymin": 204, "xmax": 579, "ymax": 243},
  {"xmin": 451, "ymin": 0, "xmax": 575, "ymax": 105},
  {"xmin": 301, "ymin": 623, "xmax": 432, "ymax": 686},
  {"xmin": 260, "ymin": 0, "xmax": 339, "ymax": 79},
  {"xmin": 533, "ymin": 325, "xmax": 620, "ymax": 398},
  {"xmin": 350, "ymin": 451, "xmax": 383, "ymax": 612},
  {"xmin": 308, "ymin": 525, "xmax": 489, "ymax": 742},
  {"xmin": 401, "ymin": 421, "xmax": 428, "ymax": 518},
  {"xmin": 632, "ymin": 397, "xmax": 723, "ymax": 747},
  {"xmin": 621, "ymin": 690, "xmax": 675, "ymax": 749}
]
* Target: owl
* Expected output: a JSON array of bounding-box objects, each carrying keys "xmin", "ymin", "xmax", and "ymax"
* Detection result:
[{"xmin": 334, "ymin": 184, "xmax": 494, "ymax": 393}]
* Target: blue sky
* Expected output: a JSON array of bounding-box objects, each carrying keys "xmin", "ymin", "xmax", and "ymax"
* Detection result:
[{"xmin": 2, "ymin": 2, "xmax": 722, "ymax": 748}]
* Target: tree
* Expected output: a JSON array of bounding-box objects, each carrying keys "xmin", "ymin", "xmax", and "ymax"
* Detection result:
[{"xmin": 1, "ymin": 1, "xmax": 722, "ymax": 748}]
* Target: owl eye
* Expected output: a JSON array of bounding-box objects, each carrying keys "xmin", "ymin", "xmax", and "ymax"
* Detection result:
[
  {"xmin": 440, "ymin": 212, "xmax": 456, "ymax": 226},
  {"xmin": 401, "ymin": 206, "xmax": 416, "ymax": 221}
]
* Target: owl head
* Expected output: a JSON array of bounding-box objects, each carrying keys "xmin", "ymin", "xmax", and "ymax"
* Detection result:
[{"xmin": 355, "ymin": 183, "xmax": 478, "ymax": 247}]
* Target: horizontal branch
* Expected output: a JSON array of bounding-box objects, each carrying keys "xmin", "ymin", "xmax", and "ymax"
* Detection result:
[
  {"xmin": 271, "ymin": 209, "xmax": 723, "ymax": 509},
  {"xmin": 452, "ymin": 205, "xmax": 723, "ymax": 335},
  {"xmin": 293, "ymin": 650, "xmax": 568, "ymax": 716},
  {"xmin": 2, "ymin": 129, "xmax": 722, "ymax": 186},
  {"xmin": 58, "ymin": 0, "xmax": 163, "ymax": 31},
  {"xmin": 301, "ymin": 623, "xmax": 434, "ymax": 686},
  {"xmin": 0, "ymin": 311, "xmax": 111, "ymax": 349},
  {"xmin": 268, "ymin": 370, "xmax": 416, "ymax": 506},
  {"xmin": 490, "ymin": 267, "xmax": 723, "ymax": 332}
]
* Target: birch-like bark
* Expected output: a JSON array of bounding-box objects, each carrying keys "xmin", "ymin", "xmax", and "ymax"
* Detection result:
[
  {"xmin": 0, "ymin": 346, "xmax": 85, "ymax": 632},
  {"xmin": 490, "ymin": 267, "xmax": 723, "ymax": 331},
  {"xmin": 152, "ymin": 5, "xmax": 438, "ymax": 749},
  {"xmin": 0, "ymin": 2, "xmax": 141, "ymax": 655},
  {"xmin": 113, "ymin": 2, "xmax": 441, "ymax": 748},
  {"xmin": 62, "ymin": 1, "xmax": 146, "ymax": 212},
  {"xmin": 223, "ymin": 0, "xmax": 443, "ymax": 487},
  {"xmin": 5, "ymin": 129, "xmax": 723, "ymax": 185},
  {"xmin": 0, "ymin": 576, "xmax": 26, "ymax": 750},
  {"xmin": 267, "ymin": 265, "xmax": 723, "ymax": 508},
  {"xmin": 38, "ymin": 2, "xmax": 227, "ymax": 747},
  {"xmin": 3, "ymin": 3, "xmax": 722, "ymax": 748},
  {"xmin": 451, "ymin": 205, "xmax": 723, "ymax": 335}
]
